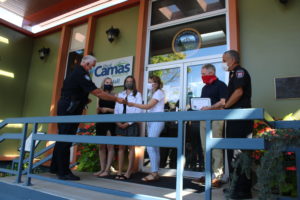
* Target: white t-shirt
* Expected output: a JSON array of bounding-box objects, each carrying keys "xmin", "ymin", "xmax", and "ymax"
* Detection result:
[
  {"xmin": 148, "ymin": 89, "xmax": 165, "ymax": 113},
  {"xmin": 114, "ymin": 90, "xmax": 143, "ymax": 124}
]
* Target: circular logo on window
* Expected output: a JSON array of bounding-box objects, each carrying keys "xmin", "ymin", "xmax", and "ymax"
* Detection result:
[{"xmin": 172, "ymin": 28, "xmax": 201, "ymax": 53}]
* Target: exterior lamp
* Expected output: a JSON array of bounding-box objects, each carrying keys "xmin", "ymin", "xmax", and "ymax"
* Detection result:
[
  {"xmin": 38, "ymin": 47, "xmax": 50, "ymax": 60},
  {"xmin": 279, "ymin": 0, "xmax": 288, "ymax": 4},
  {"xmin": 106, "ymin": 26, "xmax": 119, "ymax": 43}
]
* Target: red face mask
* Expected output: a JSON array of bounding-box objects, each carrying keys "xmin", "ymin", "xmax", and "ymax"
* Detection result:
[{"xmin": 202, "ymin": 75, "xmax": 217, "ymax": 85}]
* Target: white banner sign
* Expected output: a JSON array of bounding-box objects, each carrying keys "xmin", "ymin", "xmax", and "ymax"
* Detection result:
[{"xmin": 92, "ymin": 56, "xmax": 133, "ymax": 87}]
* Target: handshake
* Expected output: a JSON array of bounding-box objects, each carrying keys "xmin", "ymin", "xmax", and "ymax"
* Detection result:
[{"xmin": 116, "ymin": 97, "xmax": 134, "ymax": 107}]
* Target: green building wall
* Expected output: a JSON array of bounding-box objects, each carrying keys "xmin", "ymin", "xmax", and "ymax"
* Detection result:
[
  {"xmin": 239, "ymin": 0, "xmax": 300, "ymax": 118},
  {"xmin": 22, "ymin": 32, "xmax": 60, "ymax": 118},
  {"xmin": 0, "ymin": 25, "xmax": 33, "ymax": 156},
  {"xmin": 0, "ymin": 25, "xmax": 33, "ymax": 119},
  {"xmin": 0, "ymin": 28, "xmax": 60, "ymax": 156},
  {"xmin": 87, "ymin": 6, "xmax": 139, "ymax": 115}
]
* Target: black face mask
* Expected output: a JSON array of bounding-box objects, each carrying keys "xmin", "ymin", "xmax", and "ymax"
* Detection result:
[{"xmin": 104, "ymin": 84, "xmax": 113, "ymax": 91}]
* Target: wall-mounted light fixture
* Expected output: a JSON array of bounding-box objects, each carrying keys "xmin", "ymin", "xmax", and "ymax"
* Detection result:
[
  {"xmin": 38, "ymin": 47, "xmax": 50, "ymax": 60},
  {"xmin": 106, "ymin": 26, "xmax": 120, "ymax": 43},
  {"xmin": 279, "ymin": 0, "xmax": 288, "ymax": 4}
]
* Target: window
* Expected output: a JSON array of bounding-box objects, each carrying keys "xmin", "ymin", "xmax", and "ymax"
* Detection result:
[
  {"xmin": 149, "ymin": 15, "xmax": 226, "ymax": 64},
  {"xmin": 151, "ymin": 0, "xmax": 225, "ymax": 26}
]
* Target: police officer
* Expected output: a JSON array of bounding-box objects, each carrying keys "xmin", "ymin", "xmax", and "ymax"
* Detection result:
[
  {"xmin": 50, "ymin": 55, "xmax": 125, "ymax": 180},
  {"xmin": 223, "ymin": 50, "xmax": 253, "ymax": 199}
]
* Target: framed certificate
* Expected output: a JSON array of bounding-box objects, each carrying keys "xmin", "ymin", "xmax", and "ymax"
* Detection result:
[{"xmin": 191, "ymin": 97, "xmax": 211, "ymax": 110}]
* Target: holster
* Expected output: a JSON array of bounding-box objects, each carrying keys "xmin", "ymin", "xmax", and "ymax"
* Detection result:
[{"xmin": 66, "ymin": 100, "xmax": 81, "ymax": 114}]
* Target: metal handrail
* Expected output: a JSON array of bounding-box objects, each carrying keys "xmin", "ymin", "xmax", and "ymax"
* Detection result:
[{"xmin": 0, "ymin": 108, "xmax": 266, "ymax": 200}]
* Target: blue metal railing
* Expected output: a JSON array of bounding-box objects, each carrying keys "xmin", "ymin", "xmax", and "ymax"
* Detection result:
[{"xmin": 0, "ymin": 109, "xmax": 267, "ymax": 200}]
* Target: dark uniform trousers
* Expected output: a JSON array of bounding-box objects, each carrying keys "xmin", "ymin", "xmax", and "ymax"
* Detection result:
[
  {"xmin": 50, "ymin": 98, "xmax": 84, "ymax": 176},
  {"xmin": 226, "ymin": 119, "xmax": 253, "ymax": 193}
]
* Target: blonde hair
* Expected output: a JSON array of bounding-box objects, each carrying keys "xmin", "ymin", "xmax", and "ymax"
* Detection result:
[{"xmin": 100, "ymin": 77, "xmax": 113, "ymax": 91}]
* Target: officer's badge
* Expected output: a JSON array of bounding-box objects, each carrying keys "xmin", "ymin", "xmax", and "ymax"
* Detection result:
[
  {"xmin": 236, "ymin": 70, "xmax": 244, "ymax": 78},
  {"xmin": 84, "ymin": 75, "xmax": 91, "ymax": 81}
]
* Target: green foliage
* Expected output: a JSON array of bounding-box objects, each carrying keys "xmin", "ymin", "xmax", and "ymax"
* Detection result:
[
  {"xmin": 150, "ymin": 53, "xmax": 186, "ymax": 64},
  {"xmin": 76, "ymin": 123, "xmax": 100, "ymax": 172},
  {"xmin": 256, "ymin": 128, "xmax": 300, "ymax": 199},
  {"xmin": 231, "ymin": 121, "xmax": 300, "ymax": 199}
]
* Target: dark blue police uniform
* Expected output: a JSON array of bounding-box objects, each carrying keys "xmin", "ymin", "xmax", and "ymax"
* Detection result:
[
  {"xmin": 226, "ymin": 65, "xmax": 253, "ymax": 198},
  {"xmin": 50, "ymin": 65, "xmax": 97, "ymax": 179}
]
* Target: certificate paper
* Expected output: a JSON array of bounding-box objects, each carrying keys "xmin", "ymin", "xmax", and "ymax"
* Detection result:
[{"xmin": 191, "ymin": 98, "xmax": 211, "ymax": 110}]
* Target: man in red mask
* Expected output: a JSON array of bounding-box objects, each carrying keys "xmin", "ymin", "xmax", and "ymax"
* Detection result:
[{"xmin": 192, "ymin": 63, "xmax": 228, "ymax": 188}]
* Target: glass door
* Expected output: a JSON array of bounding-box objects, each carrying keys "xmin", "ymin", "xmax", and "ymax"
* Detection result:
[
  {"xmin": 141, "ymin": 58, "xmax": 228, "ymax": 177},
  {"xmin": 142, "ymin": 64, "xmax": 183, "ymax": 173}
]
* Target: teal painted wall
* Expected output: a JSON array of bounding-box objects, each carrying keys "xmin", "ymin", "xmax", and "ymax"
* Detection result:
[
  {"xmin": 239, "ymin": 0, "xmax": 300, "ymax": 118},
  {"xmin": 88, "ymin": 6, "xmax": 139, "ymax": 115},
  {"xmin": 0, "ymin": 25, "xmax": 33, "ymax": 156}
]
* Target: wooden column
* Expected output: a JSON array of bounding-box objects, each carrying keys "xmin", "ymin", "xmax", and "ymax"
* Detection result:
[
  {"xmin": 84, "ymin": 16, "xmax": 97, "ymax": 56},
  {"xmin": 43, "ymin": 25, "xmax": 71, "ymax": 167},
  {"xmin": 48, "ymin": 25, "xmax": 72, "ymax": 134},
  {"xmin": 134, "ymin": 0, "xmax": 149, "ymax": 92},
  {"xmin": 228, "ymin": 0, "xmax": 240, "ymax": 51},
  {"xmin": 133, "ymin": 0, "xmax": 149, "ymax": 172}
]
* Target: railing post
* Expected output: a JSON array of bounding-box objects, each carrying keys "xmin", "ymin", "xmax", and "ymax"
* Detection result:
[
  {"xmin": 296, "ymin": 148, "xmax": 300, "ymax": 198},
  {"xmin": 16, "ymin": 123, "xmax": 28, "ymax": 183},
  {"xmin": 175, "ymin": 120, "xmax": 184, "ymax": 200},
  {"xmin": 205, "ymin": 120, "xmax": 212, "ymax": 200},
  {"xmin": 25, "ymin": 123, "xmax": 38, "ymax": 186}
]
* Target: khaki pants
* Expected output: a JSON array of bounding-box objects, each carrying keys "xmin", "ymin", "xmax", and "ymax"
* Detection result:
[{"xmin": 200, "ymin": 120, "xmax": 224, "ymax": 179}]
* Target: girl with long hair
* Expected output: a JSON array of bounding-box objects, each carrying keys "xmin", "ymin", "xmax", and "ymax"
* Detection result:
[{"xmin": 127, "ymin": 75, "xmax": 165, "ymax": 181}]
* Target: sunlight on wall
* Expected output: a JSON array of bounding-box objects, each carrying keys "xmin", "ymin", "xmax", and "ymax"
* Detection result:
[
  {"xmin": 0, "ymin": 36, "xmax": 9, "ymax": 44},
  {"xmin": 0, "ymin": 119, "xmax": 22, "ymax": 128},
  {"xmin": 0, "ymin": 69, "xmax": 14, "ymax": 78}
]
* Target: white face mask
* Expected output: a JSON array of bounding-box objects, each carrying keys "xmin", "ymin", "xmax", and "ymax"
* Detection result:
[
  {"xmin": 147, "ymin": 83, "xmax": 153, "ymax": 90},
  {"xmin": 222, "ymin": 62, "xmax": 229, "ymax": 71}
]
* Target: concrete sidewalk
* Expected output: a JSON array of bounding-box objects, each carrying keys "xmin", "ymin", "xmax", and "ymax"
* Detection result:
[{"xmin": 0, "ymin": 172, "xmax": 255, "ymax": 200}]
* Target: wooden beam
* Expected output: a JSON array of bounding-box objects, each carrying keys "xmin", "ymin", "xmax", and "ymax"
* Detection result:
[
  {"xmin": 33, "ymin": 0, "xmax": 139, "ymax": 38},
  {"xmin": 47, "ymin": 25, "xmax": 72, "ymax": 134},
  {"xmin": 24, "ymin": 0, "xmax": 100, "ymax": 26},
  {"xmin": 84, "ymin": 16, "xmax": 97, "ymax": 56},
  {"xmin": 133, "ymin": 0, "xmax": 149, "ymax": 172},
  {"xmin": 228, "ymin": 0, "xmax": 240, "ymax": 51},
  {"xmin": 134, "ymin": 0, "xmax": 149, "ymax": 92}
]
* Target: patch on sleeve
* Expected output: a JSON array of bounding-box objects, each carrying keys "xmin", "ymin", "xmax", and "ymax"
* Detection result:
[
  {"xmin": 236, "ymin": 70, "xmax": 244, "ymax": 78},
  {"xmin": 84, "ymin": 75, "xmax": 91, "ymax": 81}
]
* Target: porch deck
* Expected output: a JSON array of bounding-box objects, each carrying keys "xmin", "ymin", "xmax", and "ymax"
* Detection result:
[{"xmin": 0, "ymin": 171, "xmax": 254, "ymax": 200}]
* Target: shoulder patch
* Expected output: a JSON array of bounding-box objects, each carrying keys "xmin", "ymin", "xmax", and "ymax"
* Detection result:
[
  {"xmin": 236, "ymin": 70, "xmax": 244, "ymax": 78},
  {"xmin": 84, "ymin": 75, "xmax": 91, "ymax": 81}
]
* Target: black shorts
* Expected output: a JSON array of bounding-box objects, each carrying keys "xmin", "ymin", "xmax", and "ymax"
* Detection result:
[
  {"xmin": 96, "ymin": 123, "xmax": 116, "ymax": 136},
  {"xmin": 115, "ymin": 123, "xmax": 139, "ymax": 137}
]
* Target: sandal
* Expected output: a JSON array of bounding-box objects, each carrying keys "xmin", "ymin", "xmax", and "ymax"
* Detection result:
[
  {"xmin": 119, "ymin": 175, "xmax": 130, "ymax": 180},
  {"xmin": 141, "ymin": 173, "xmax": 159, "ymax": 182},
  {"xmin": 115, "ymin": 174, "xmax": 122, "ymax": 180}
]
